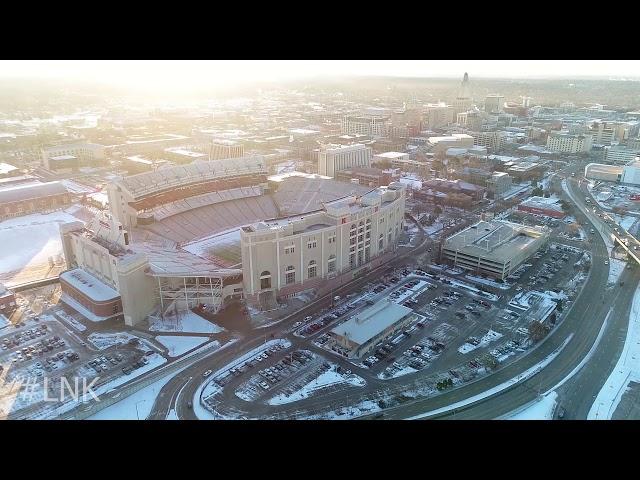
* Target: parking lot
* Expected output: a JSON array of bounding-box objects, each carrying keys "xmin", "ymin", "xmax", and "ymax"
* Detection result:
[
  {"xmin": 308, "ymin": 247, "xmax": 587, "ymax": 386},
  {"xmin": 196, "ymin": 234, "xmax": 591, "ymax": 417},
  {"xmin": 0, "ymin": 313, "xmax": 156, "ymax": 416}
]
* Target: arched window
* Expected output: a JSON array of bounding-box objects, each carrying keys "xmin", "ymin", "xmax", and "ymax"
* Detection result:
[
  {"xmin": 379, "ymin": 233, "xmax": 384, "ymax": 250},
  {"xmin": 259, "ymin": 270, "xmax": 271, "ymax": 290},
  {"xmin": 285, "ymin": 266, "xmax": 295, "ymax": 285},
  {"xmin": 328, "ymin": 254, "xmax": 336, "ymax": 273},
  {"xmin": 308, "ymin": 260, "xmax": 317, "ymax": 279}
]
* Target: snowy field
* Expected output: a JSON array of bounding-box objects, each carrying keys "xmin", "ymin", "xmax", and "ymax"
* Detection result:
[
  {"xmin": 607, "ymin": 259, "xmax": 626, "ymax": 285},
  {"xmin": 268, "ymin": 367, "xmax": 366, "ymax": 405},
  {"xmin": 506, "ymin": 392, "xmax": 558, "ymax": 420},
  {"xmin": 588, "ymin": 285, "xmax": 640, "ymax": 419},
  {"xmin": 155, "ymin": 335, "xmax": 210, "ymax": 357},
  {"xmin": 149, "ymin": 311, "xmax": 225, "ymax": 334},
  {"xmin": 0, "ymin": 209, "xmax": 83, "ymax": 275}
]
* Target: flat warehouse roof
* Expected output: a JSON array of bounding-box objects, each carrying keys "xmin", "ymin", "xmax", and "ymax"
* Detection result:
[{"xmin": 331, "ymin": 300, "xmax": 412, "ymax": 346}]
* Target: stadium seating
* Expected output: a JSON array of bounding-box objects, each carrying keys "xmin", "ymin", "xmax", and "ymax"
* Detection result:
[{"xmin": 144, "ymin": 194, "xmax": 279, "ymax": 243}]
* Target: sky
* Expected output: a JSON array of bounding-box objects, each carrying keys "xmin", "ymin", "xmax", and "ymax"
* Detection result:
[{"xmin": 1, "ymin": 60, "xmax": 639, "ymax": 93}]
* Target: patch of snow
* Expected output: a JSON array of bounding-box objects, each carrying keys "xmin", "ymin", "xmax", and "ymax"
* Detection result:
[
  {"xmin": 607, "ymin": 258, "xmax": 626, "ymax": 285},
  {"xmin": 458, "ymin": 330, "xmax": 503, "ymax": 354},
  {"xmin": 155, "ymin": 335, "xmax": 210, "ymax": 357},
  {"xmin": 54, "ymin": 310, "xmax": 86, "ymax": 332},
  {"xmin": 88, "ymin": 332, "xmax": 146, "ymax": 350},
  {"xmin": 268, "ymin": 367, "xmax": 365, "ymax": 405},
  {"xmin": 506, "ymin": 392, "xmax": 558, "ymax": 420},
  {"xmin": 149, "ymin": 311, "xmax": 224, "ymax": 334},
  {"xmin": 89, "ymin": 365, "xmax": 183, "ymax": 420}
]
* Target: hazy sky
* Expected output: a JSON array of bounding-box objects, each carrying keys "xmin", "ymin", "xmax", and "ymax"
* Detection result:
[{"xmin": 1, "ymin": 60, "xmax": 639, "ymax": 92}]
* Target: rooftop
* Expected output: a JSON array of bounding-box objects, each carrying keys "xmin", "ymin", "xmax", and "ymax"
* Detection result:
[
  {"xmin": 444, "ymin": 220, "xmax": 548, "ymax": 261},
  {"xmin": 60, "ymin": 268, "xmax": 120, "ymax": 302},
  {"xmin": 374, "ymin": 151, "xmax": 409, "ymax": 159},
  {"xmin": 520, "ymin": 196, "xmax": 563, "ymax": 212},
  {"xmin": 331, "ymin": 300, "xmax": 412, "ymax": 346},
  {"xmin": 0, "ymin": 181, "xmax": 68, "ymax": 204}
]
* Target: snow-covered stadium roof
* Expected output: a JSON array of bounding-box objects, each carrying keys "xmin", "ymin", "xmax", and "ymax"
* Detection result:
[{"xmin": 0, "ymin": 181, "xmax": 68, "ymax": 204}]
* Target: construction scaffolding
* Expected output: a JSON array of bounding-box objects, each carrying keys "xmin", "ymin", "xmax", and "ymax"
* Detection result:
[{"xmin": 153, "ymin": 275, "xmax": 226, "ymax": 319}]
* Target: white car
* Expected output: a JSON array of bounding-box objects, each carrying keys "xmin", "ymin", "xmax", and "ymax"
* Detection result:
[
  {"xmin": 203, "ymin": 370, "xmax": 212, "ymax": 377},
  {"xmin": 604, "ymin": 260, "xmax": 609, "ymax": 265}
]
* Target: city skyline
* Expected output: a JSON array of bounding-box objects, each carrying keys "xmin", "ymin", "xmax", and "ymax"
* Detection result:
[{"xmin": 1, "ymin": 60, "xmax": 639, "ymax": 94}]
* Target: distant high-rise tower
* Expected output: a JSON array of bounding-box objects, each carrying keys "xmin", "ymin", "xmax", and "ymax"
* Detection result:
[
  {"xmin": 453, "ymin": 72, "xmax": 472, "ymax": 117},
  {"xmin": 459, "ymin": 72, "xmax": 471, "ymax": 99}
]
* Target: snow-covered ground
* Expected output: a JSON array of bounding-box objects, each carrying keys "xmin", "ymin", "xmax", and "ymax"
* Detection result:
[
  {"xmin": 588, "ymin": 286, "xmax": 640, "ymax": 420},
  {"xmin": 54, "ymin": 310, "xmax": 86, "ymax": 332},
  {"xmin": 458, "ymin": 330, "xmax": 503, "ymax": 354},
  {"xmin": 155, "ymin": 335, "xmax": 210, "ymax": 357},
  {"xmin": 88, "ymin": 332, "xmax": 147, "ymax": 350},
  {"xmin": 0, "ymin": 209, "xmax": 83, "ymax": 275},
  {"xmin": 399, "ymin": 176, "xmax": 422, "ymax": 190},
  {"xmin": 377, "ymin": 364, "xmax": 418, "ymax": 380},
  {"xmin": 506, "ymin": 392, "xmax": 558, "ymax": 420},
  {"xmin": 149, "ymin": 311, "xmax": 225, "ymax": 334},
  {"xmin": 424, "ymin": 222, "xmax": 444, "ymax": 235},
  {"xmin": 89, "ymin": 367, "xmax": 179, "ymax": 420},
  {"xmin": 268, "ymin": 368, "xmax": 365, "ymax": 405},
  {"xmin": 607, "ymin": 258, "xmax": 626, "ymax": 285}
]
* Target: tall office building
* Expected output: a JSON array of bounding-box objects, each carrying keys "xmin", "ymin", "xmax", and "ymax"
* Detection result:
[
  {"xmin": 317, "ymin": 144, "xmax": 372, "ymax": 177},
  {"xmin": 424, "ymin": 103, "xmax": 454, "ymax": 129},
  {"xmin": 485, "ymin": 94, "xmax": 505, "ymax": 114}
]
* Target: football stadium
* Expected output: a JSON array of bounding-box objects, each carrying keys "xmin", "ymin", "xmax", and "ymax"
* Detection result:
[{"xmin": 60, "ymin": 156, "xmax": 406, "ymax": 326}]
